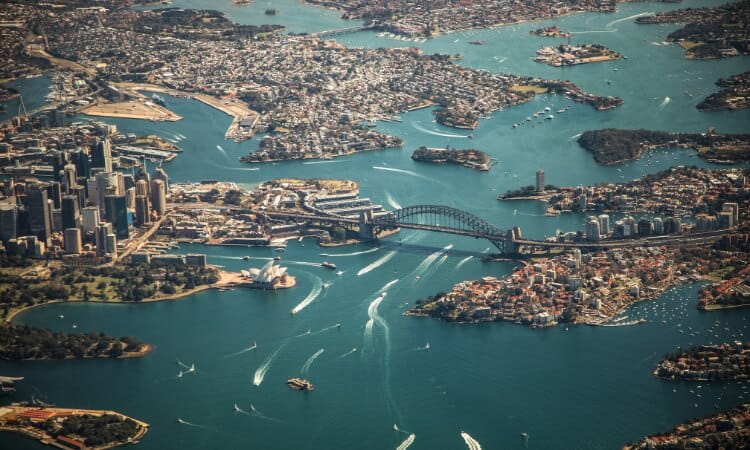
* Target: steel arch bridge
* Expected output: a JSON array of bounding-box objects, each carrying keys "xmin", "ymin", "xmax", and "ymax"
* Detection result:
[{"xmin": 371, "ymin": 205, "xmax": 510, "ymax": 252}]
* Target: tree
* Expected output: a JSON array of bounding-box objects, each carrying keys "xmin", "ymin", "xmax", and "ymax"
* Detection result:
[{"xmin": 331, "ymin": 226, "xmax": 347, "ymax": 241}]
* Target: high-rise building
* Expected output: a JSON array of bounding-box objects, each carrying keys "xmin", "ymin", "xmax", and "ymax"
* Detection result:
[
  {"xmin": 718, "ymin": 211, "xmax": 733, "ymax": 229},
  {"xmin": 72, "ymin": 148, "xmax": 91, "ymax": 179},
  {"xmin": 586, "ymin": 216, "xmax": 600, "ymax": 242},
  {"xmin": 134, "ymin": 195, "xmax": 151, "ymax": 226},
  {"xmin": 95, "ymin": 222, "xmax": 115, "ymax": 255},
  {"xmin": 61, "ymin": 195, "xmax": 80, "ymax": 230},
  {"xmin": 154, "ymin": 167, "xmax": 169, "ymax": 190},
  {"xmin": 24, "ymin": 183, "xmax": 52, "ymax": 243},
  {"xmin": 0, "ymin": 205, "xmax": 18, "ymax": 242},
  {"xmin": 94, "ymin": 171, "xmax": 119, "ymax": 210},
  {"xmin": 638, "ymin": 218, "xmax": 653, "ymax": 236},
  {"xmin": 91, "ymin": 139, "xmax": 112, "ymax": 172},
  {"xmin": 535, "ymin": 169, "xmax": 545, "ymax": 193},
  {"xmin": 81, "ymin": 206, "xmax": 101, "ymax": 234},
  {"xmin": 597, "ymin": 214, "xmax": 610, "ymax": 236},
  {"xmin": 62, "ymin": 163, "xmax": 77, "ymax": 193},
  {"xmin": 104, "ymin": 194, "xmax": 129, "ymax": 238},
  {"xmin": 577, "ymin": 194, "xmax": 587, "ymax": 210},
  {"xmin": 664, "ymin": 217, "xmax": 681, "ymax": 234},
  {"xmin": 722, "ymin": 202, "xmax": 739, "ymax": 225},
  {"xmin": 653, "ymin": 217, "xmax": 664, "ymax": 235},
  {"xmin": 64, "ymin": 228, "xmax": 82, "ymax": 254},
  {"xmin": 135, "ymin": 179, "xmax": 149, "ymax": 197},
  {"xmin": 150, "ymin": 179, "xmax": 167, "ymax": 217}
]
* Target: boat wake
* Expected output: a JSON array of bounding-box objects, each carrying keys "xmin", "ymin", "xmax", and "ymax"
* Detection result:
[
  {"xmin": 658, "ymin": 96, "xmax": 671, "ymax": 110},
  {"xmin": 216, "ymin": 145, "xmax": 226, "ymax": 154},
  {"xmin": 372, "ymin": 166, "xmax": 445, "ymax": 187},
  {"xmin": 253, "ymin": 343, "xmax": 286, "ymax": 386},
  {"xmin": 250, "ymin": 404, "xmax": 279, "ymax": 422},
  {"xmin": 225, "ymin": 341, "xmax": 257, "ymax": 358},
  {"xmin": 606, "ymin": 12, "xmax": 652, "ymax": 28},
  {"xmin": 568, "ymin": 132, "xmax": 582, "ymax": 141},
  {"xmin": 338, "ymin": 347, "xmax": 358, "ymax": 358},
  {"xmin": 176, "ymin": 418, "xmax": 203, "ymax": 428},
  {"xmin": 396, "ymin": 433, "xmax": 416, "ymax": 450},
  {"xmin": 385, "ymin": 192, "xmax": 402, "ymax": 210},
  {"xmin": 412, "ymin": 121, "xmax": 469, "ymax": 138},
  {"xmin": 363, "ymin": 293, "xmax": 386, "ymax": 352},
  {"xmin": 456, "ymin": 256, "xmax": 473, "ymax": 269},
  {"xmin": 310, "ymin": 323, "xmax": 340, "ymax": 335},
  {"xmin": 383, "ymin": 279, "xmax": 399, "ymax": 291},
  {"xmin": 302, "ymin": 160, "xmax": 345, "ymax": 165},
  {"xmin": 413, "ymin": 342, "xmax": 430, "ymax": 351},
  {"xmin": 411, "ymin": 245, "xmax": 453, "ymax": 285},
  {"xmin": 301, "ymin": 348, "xmax": 325, "ymax": 374},
  {"xmin": 290, "ymin": 276, "xmax": 323, "ymax": 315},
  {"xmin": 357, "ymin": 251, "xmax": 397, "ymax": 276},
  {"xmin": 461, "ymin": 431, "xmax": 482, "ymax": 450},
  {"xmin": 328, "ymin": 247, "xmax": 379, "ymax": 257}
]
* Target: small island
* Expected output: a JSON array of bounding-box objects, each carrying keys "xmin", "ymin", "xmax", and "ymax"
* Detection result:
[
  {"xmin": 411, "ymin": 146, "xmax": 491, "ymax": 171},
  {"xmin": 698, "ymin": 72, "xmax": 750, "ymax": 112},
  {"xmin": 0, "ymin": 405, "xmax": 148, "ymax": 449},
  {"xmin": 623, "ymin": 403, "xmax": 750, "ymax": 449},
  {"xmin": 534, "ymin": 44, "xmax": 622, "ymax": 67},
  {"xmin": 531, "ymin": 26, "xmax": 570, "ymax": 38},
  {"xmin": 653, "ymin": 342, "xmax": 750, "ymax": 382},
  {"xmin": 577, "ymin": 129, "xmax": 750, "ymax": 165},
  {"xmin": 0, "ymin": 325, "xmax": 150, "ymax": 360},
  {"xmin": 434, "ymin": 106, "xmax": 478, "ymax": 130}
]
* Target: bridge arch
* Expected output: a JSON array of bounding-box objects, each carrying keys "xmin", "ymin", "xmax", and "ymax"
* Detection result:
[{"xmin": 371, "ymin": 205, "xmax": 509, "ymax": 252}]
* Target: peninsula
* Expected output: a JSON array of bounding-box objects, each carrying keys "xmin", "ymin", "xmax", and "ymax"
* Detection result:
[
  {"xmin": 577, "ymin": 129, "xmax": 750, "ymax": 165},
  {"xmin": 698, "ymin": 72, "xmax": 750, "ymax": 112},
  {"xmin": 0, "ymin": 405, "xmax": 148, "ymax": 450},
  {"xmin": 303, "ymin": 0, "xmax": 619, "ymax": 38},
  {"xmin": 0, "ymin": 325, "xmax": 150, "ymax": 361},
  {"xmin": 636, "ymin": 0, "xmax": 749, "ymax": 60},
  {"xmin": 411, "ymin": 146, "xmax": 491, "ymax": 171},
  {"xmin": 0, "ymin": 3, "xmax": 621, "ymax": 162},
  {"xmin": 623, "ymin": 403, "xmax": 750, "ymax": 449},
  {"xmin": 407, "ymin": 244, "xmax": 750, "ymax": 328},
  {"xmin": 535, "ymin": 44, "xmax": 623, "ymax": 67},
  {"xmin": 653, "ymin": 342, "xmax": 750, "ymax": 382}
]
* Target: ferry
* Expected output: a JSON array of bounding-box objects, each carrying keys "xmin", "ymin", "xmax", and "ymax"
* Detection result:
[
  {"xmin": 287, "ymin": 377, "xmax": 314, "ymax": 391},
  {"xmin": 321, "ymin": 261, "xmax": 337, "ymax": 270},
  {"xmin": 242, "ymin": 256, "xmax": 251, "ymax": 261}
]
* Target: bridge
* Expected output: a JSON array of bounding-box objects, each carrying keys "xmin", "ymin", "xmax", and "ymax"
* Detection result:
[
  {"xmin": 263, "ymin": 205, "xmax": 731, "ymax": 255},
  {"xmin": 311, "ymin": 23, "xmax": 381, "ymax": 38}
]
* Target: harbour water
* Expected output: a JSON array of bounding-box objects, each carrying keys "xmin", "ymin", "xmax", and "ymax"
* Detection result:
[{"xmin": 2, "ymin": 0, "xmax": 750, "ymax": 448}]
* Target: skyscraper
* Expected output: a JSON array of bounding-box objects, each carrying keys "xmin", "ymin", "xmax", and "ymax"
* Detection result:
[
  {"xmin": 81, "ymin": 206, "xmax": 100, "ymax": 234},
  {"xmin": 24, "ymin": 183, "xmax": 52, "ymax": 243},
  {"xmin": 64, "ymin": 228, "xmax": 82, "ymax": 254},
  {"xmin": 134, "ymin": 195, "xmax": 151, "ymax": 226},
  {"xmin": 597, "ymin": 214, "xmax": 610, "ymax": 236},
  {"xmin": 104, "ymin": 194, "xmax": 129, "ymax": 238},
  {"xmin": 91, "ymin": 139, "xmax": 112, "ymax": 172},
  {"xmin": 535, "ymin": 169, "xmax": 545, "ymax": 193},
  {"xmin": 154, "ymin": 167, "xmax": 169, "ymax": 190},
  {"xmin": 96, "ymin": 222, "xmax": 114, "ymax": 255},
  {"xmin": 586, "ymin": 216, "xmax": 600, "ymax": 242},
  {"xmin": 61, "ymin": 195, "xmax": 80, "ymax": 230},
  {"xmin": 150, "ymin": 179, "xmax": 166, "ymax": 217},
  {"xmin": 0, "ymin": 205, "xmax": 18, "ymax": 242}
]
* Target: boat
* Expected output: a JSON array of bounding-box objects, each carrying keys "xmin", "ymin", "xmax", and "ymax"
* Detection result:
[
  {"xmin": 273, "ymin": 256, "xmax": 281, "ymax": 261},
  {"xmin": 545, "ymin": 114, "xmax": 554, "ymax": 120},
  {"xmin": 287, "ymin": 377, "xmax": 314, "ymax": 391},
  {"xmin": 467, "ymin": 134, "xmax": 473, "ymax": 139},
  {"xmin": 265, "ymin": 8, "xmax": 277, "ymax": 15},
  {"xmin": 242, "ymin": 256, "xmax": 251, "ymax": 261},
  {"xmin": 273, "ymin": 247, "xmax": 285, "ymax": 253},
  {"xmin": 320, "ymin": 253, "xmax": 330, "ymax": 257},
  {"xmin": 468, "ymin": 40, "xmax": 485, "ymax": 45},
  {"xmin": 321, "ymin": 261, "xmax": 337, "ymax": 270}
]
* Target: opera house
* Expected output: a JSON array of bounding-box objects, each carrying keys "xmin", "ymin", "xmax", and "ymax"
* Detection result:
[{"xmin": 241, "ymin": 261, "xmax": 296, "ymax": 289}]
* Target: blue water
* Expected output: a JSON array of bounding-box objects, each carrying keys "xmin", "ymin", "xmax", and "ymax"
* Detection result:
[{"xmin": 2, "ymin": 0, "xmax": 750, "ymax": 448}]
